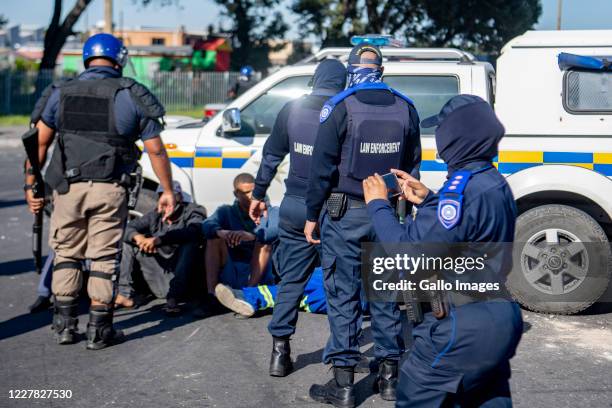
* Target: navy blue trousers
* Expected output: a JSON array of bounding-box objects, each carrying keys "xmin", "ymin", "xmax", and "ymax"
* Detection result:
[
  {"xmin": 268, "ymin": 195, "xmax": 320, "ymax": 338},
  {"xmin": 320, "ymin": 207, "xmax": 404, "ymax": 367},
  {"xmin": 397, "ymin": 301, "xmax": 523, "ymax": 408}
]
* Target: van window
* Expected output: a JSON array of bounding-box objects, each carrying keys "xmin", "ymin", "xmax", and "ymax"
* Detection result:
[
  {"xmin": 236, "ymin": 76, "xmax": 312, "ymax": 137},
  {"xmin": 384, "ymin": 75, "xmax": 460, "ymax": 134},
  {"xmin": 564, "ymin": 70, "xmax": 612, "ymax": 114}
]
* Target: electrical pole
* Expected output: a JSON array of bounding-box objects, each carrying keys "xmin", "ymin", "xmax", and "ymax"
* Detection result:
[
  {"xmin": 556, "ymin": 0, "xmax": 563, "ymax": 30},
  {"xmin": 105, "ymin": 0, "xmax": 113, "ymax": 34}
]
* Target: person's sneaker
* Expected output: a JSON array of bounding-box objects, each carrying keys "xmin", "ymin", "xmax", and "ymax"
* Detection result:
[
  {"xmin": 163, "ymin": 297, "xmax": 182, "ymax": 316},
  {"xmin": 29, "ymin": 296, "xmax": 52, "ymax": 313},
  {"xmin": 114, "ymin": 294, "xmax": 135, "ymax": 309},
  {"xmin": 215, "ymin": 284, "xmax": 255, "ymax": 318}
]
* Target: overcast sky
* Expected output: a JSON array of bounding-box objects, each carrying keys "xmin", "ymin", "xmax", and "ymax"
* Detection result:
[{"xmin": 3, "ymin": 0, "xmax": 612, "ymax": 38}]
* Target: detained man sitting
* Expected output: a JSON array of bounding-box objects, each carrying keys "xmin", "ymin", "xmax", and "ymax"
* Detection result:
[
  {"xmin": 116, "ymin": 182, "xmax": 206, "ymax": 315},
  {"xmin": 195, "ymin": 173, "xmax": 279, "ymax": 316}
]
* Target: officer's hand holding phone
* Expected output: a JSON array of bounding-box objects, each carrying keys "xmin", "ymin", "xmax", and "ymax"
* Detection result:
[
  {"xmin": 363, "ymin": 173, "xmax": 391, "ymax": 204},
  {"xmin": 249, "ymin": 199, "xmax": 268, "ymax": 225},
  {"xmin": 390, "ymin": 169, "xmax": 430, "ymax": 205}
]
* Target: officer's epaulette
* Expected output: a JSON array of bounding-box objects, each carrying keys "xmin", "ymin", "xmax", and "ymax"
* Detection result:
[
  {"xmin": 319, "ymin": 82, "xmax": 414, "ymax": 123},
  {"xmin": 120, "ymin": 77, "xmax": 166, "ymax": 120}
]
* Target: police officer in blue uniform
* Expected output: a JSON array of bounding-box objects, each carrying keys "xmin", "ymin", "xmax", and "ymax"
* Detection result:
[
  {"xmin": 249, "ymin": 59, "xmax": 347, "ymax": 377},
  {"xmin": 304, "ymin": 44, "xmax": 421, "ymax": 407},
  {"xmin": 24, "ymin": 33, "xmax": 175, "ymax": 349},
  {"xmin": 363, "ymin": 95, "xmax": 524, "ymax": 407}
]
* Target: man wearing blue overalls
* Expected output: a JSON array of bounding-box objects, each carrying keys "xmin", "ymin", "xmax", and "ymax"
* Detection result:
[
  {"xmin": 249, "ymin": 59, "xmax": 347, "ymax": 377},
  {"xmin": 304, "ymin": 44, "xmax": 421, "ymax": 407},
  {"xmin": 363, "ymin": 95, "xmax": 524, "ymax": 407}
]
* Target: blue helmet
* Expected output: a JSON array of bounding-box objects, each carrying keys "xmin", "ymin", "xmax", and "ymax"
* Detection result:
[
  {"xmin": 83, "ymin": 33, "xmax": 128, "ymax": 68},
  {"xmin": 240, "ymin": 65, "xmax": 254, "ymax": 77}
]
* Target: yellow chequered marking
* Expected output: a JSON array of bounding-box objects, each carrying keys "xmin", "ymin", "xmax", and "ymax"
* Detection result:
[
  {"xmin": 223, "ymin": 149, "xmax": 252, "ymax": 159},
  {"xmin": 195, "ymin": 157, "xmax": 222, "ymax": 168},
  {"xmin": 498, "ymin": 151, "xmax": 543, "ymax": 163},
  {"xmin": 167, "ymin": 151, "xmax": 194, "ymax": 158},
  {"xmin": 544, "ymin": 163, "xmax": 594, "ymax": 170},
  {"xmin": 422, "ymin": 149, "xmax": 437, "ymax": 161},
  {"xmin": 594, "ymin": 153, "xmax": 612, "ymax": 164}
]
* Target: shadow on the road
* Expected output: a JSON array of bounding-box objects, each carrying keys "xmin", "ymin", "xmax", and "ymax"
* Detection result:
[
  {"xmin": 354, "ymin": 372, "xmax": 378, "ymax": 406},
  {"xmin": 0, "ymin": 199, "xmax": 26, "ymax": 209},
  {"xmin": 0, "ymin": 310, "xmax": 52, "ymax": 341},
  {"xmin": 0, "ymin": 257, "xmax": 43, "ymax": 276},
  {"xmin": 116, "ymin": 304, "xmax": 198, "ymax": 341}
]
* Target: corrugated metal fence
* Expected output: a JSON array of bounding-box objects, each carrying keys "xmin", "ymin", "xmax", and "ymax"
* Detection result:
[{"xmin": 0, "ymin": 70, "xmax": 241, "ymax": 115}]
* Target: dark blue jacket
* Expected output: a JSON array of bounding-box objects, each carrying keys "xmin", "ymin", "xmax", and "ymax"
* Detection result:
[{"xmin": 306, "ymin": 89, "xmax": 421, "ymax": 221}]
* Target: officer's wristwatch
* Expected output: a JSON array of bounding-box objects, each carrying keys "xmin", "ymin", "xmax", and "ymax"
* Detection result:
[{"xmin": 23, "ymin": 184, "xmax": 34, "ymax": 192}]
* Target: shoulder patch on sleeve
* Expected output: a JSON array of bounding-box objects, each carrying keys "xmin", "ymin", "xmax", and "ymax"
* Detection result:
[{"xmin": 320, "ymin": 104, "xmax": 333, "ymax": 123}]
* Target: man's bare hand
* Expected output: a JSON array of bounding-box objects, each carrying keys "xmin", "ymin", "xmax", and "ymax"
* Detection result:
[
  {"xmin": 249, "ymin": 199, "xmax": 267, "ymax": 224},
  {"xmin": 363, "ymin": 173, "xmax": 389, "ymax": 204},
  {"xmin": 157, "ymin": 191, "xmax": 176, "ymax": 221},
  {"xmin": 304, "ymin": 221, "xmax": 320, "ymax": 245},
  {"xmin": 139, "ymin": 237, "xmax": 159, "ymax": 254},
  {"xmin": 25, "ymin": 189, "xmax": 44, "ymax": 214},
  {"xmin": 226, "ymin": 231, "xmax": 255, "ymax": 247},
  {"xmin": 391, "ymin": 169, "xmax": 430, "ymax": 205}
]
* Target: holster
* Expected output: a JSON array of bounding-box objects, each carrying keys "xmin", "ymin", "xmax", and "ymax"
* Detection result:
[{"xmin": 326, "ymin": 193, "xmax": 348, "ymax": 220}]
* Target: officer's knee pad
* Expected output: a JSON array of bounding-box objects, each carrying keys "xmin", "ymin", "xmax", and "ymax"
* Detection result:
[{"xmin": 51, "ymin": 260, "xmax": 83, "ymax": 298}]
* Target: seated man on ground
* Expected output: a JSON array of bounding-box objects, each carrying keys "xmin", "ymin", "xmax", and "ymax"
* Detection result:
[
  {"xmin": 116, "ymin": 181, "xmax": 206, "ymax": 314},
  {"xmin": 198, "ymin": 173, "xmax": 278, "ymax": 315}
]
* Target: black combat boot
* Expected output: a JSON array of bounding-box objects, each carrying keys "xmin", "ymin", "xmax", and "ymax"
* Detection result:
[
  {"xmin": 309, "ymin": 366, "xmax": 355, "ymax": 408},
  {"xmin": 52, "ymin": 298, "xmax": 79, "ymax": 345},
  {"xmin": 269, "ymin": 337, "xmax": 293, "ymax": 377},
  {"xmin": 86, "ymin": 306, "xmax": 125, "ymax": 350},
  {"xmin": 374, "ymin": 359, "xmax": 398, "ymax": 401}
]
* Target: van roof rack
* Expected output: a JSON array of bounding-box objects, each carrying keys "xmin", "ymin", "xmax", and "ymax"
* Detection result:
[{"xmin": 297, "ymin": 47, "xmax": 476, "ymax": 65}]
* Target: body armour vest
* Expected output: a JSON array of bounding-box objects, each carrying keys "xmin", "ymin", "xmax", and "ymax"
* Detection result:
[
  {"xmin": 46, "ymin": 77, "xmax": 141, "ymax": 193},
  {"xmin": 337, "ymin": 94, "xmax": 411, "ymax": 198},
  {"xmin": 287, "ymin": 97, "xmax": 321, "ymax": 189}
]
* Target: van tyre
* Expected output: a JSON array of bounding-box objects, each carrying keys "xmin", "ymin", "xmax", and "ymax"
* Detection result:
[{"xmin": 508, "ymin": 205, "xmax": 612, "ymax": 315}]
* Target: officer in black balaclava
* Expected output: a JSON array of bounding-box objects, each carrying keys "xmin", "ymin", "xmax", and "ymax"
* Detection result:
[
  {"xmin": 363, "ymin": 95, "xmax": 524, "ymax": 407},
  {"xmin": 247, "ymin": 59, "xmax": 348, "ymax": 378}
]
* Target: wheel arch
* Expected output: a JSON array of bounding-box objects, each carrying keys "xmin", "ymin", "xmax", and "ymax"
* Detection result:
[{"xmin": 506, "ymin": 165, "xmax": 612, "ymax": 236}]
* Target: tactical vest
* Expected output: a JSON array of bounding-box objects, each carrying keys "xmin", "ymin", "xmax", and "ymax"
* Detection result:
[
  {"xmin": 337, "ymin": 94, "xmax": 410, "ymax": 197},
  {"xmin": 287, "ymin": 97, "xmax": 321, "ymax": 182},
  {"xmin": 45, "ymin": 78, "xmax": 141, "ymax": 193}
]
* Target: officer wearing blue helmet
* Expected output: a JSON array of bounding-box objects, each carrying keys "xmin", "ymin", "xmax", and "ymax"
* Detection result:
[
  {"xmin": 304, "ymin": 43, "xmax": 421, "ymax": 407},
  {"xmin": 24, "ymin": 33, "xmax": 175, "ymax": 350},
  {"xmin": 249, "ymin": 59, "xmax": 348, "ymax": 377},
  {"xmin": 362, "ymin": 95, "xmax": 524, "ymax": 407},
  {"xmin": 228, "ymin": 65, "xmax": 257, "ymax": 99}
]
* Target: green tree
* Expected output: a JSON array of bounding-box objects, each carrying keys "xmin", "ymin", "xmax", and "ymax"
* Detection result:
[
  {"xmin": 215, "ymin": 0, "xmax": 288, "ymax": 72},
  {"xmin": 411, "ymin": 0, "xmax": 541, "ymax": 54},
  {"xmin": 292, "ymin": 0, "xmax": 541, "ymax": 55}
]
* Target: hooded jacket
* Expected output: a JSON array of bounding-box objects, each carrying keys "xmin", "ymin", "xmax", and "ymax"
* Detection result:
[{"xmin": 253, "ymin": 59, "xmax": 347, "ymax": 200}]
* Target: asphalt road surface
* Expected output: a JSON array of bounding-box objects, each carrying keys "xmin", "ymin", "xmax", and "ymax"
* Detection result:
[{"xmin": 0, "ymin": 126, "xmax": 611, "ymax": 408}]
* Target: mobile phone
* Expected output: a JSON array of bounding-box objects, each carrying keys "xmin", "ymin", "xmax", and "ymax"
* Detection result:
[{"xmin": 381, "ymin": 172, "xmax": 401, "ymax": 197}]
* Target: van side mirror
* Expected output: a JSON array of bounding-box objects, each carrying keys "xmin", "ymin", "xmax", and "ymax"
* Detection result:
[{"xmin": 222, "ymin": 108, "xmax": 241, "ymax": 133}]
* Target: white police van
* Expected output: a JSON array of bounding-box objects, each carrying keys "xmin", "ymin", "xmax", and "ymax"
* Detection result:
[{"xmin": 139, "ymin": 31, "xmax": 612, "ymax": 314}]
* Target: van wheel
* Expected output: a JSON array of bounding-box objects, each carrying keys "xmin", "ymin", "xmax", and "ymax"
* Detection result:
[
  {"xmin": 129, "ymin": 188, "xmax": 157, "ymax": 219},
  {"xmin": 508, "ymin": 204, "xmax": 612, "ymax": 315}
]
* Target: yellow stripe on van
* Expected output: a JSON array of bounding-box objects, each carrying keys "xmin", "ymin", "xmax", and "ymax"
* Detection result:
[
  {"xmin": 195, "ymin": 157, "xmax": 222, "ymax": 168},
  {"xmin": 594, "ymin": 153, "xmax": 612, "ymax": 164},
  {"xmin": 223, "ymin": 149, "xmax": 252, "ymax": 159},
  {"xmin": 422, "ymin": 149, "xmax": 437, "ymax": 161},
  {"xmin": 498, "ymin": 151, "xmax": 543, "ymax": 163}
]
